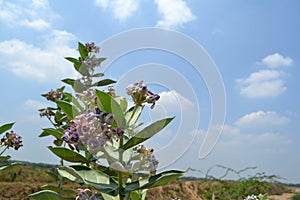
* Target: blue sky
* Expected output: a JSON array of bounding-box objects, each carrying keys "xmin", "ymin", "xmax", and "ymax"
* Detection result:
[{"xmin": 0, "ymin": 0, "xmax": 300, "ymax": 183}]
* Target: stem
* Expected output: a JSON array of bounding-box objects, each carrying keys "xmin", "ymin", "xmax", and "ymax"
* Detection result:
[
  {"xmin": 128, "ymin": 105, "xmax": 139, "ymax": 125},
  {"xmin": 118, "ymin": 136, "xmax": 124, "ymax": 200},
  {"xmin": 0, "ymin": 146, "xmax": 8, "ymax": 156}
]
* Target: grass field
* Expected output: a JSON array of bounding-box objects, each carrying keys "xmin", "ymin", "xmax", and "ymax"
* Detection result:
[{"xmin": 0, "ymin": 163, "xmax": 298, "ymax": 200}]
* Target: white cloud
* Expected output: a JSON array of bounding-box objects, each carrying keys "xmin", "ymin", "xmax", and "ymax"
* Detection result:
[
  {"xmin": 22, "ymin": 99, "xmax": 51, "ymax": 110},
  {"xmin": 155, "ymin": 0, "xmax": 196, "ymax": 28},
  {"xmin": 0, "ymin": 30, "xmax": 78, "ymax": 83},
  {"xmin": 20, "ymin": 19, "xmax": 50, "ymax": 30},
  {"xmin": 237, "ymin": 70, "xmax": 286, "ymax": 98},
  {"xmin": 0, "ymin": 0, "xmax": 55, "ymax": 30},
  {"xmin": 245, "ymin": 132, "xmax": 291, "ymax": 145},
  {"xmin": 235, "ymin": 110, "xmax": 289, "ymax": 128},
  {"xmin": 195, "ymin": 124, "xmax": 239, "ymax": 138},
  {"xmin": 262, "ymin": 53, "xmax": 293, "ymax": 68},
  {"xmin": 156, "ymin": 90, "xmax": 193, "ymax": 112},
  {"xmin": 94, "ymin": 0, "xmax": 139, "ymax": 21}
]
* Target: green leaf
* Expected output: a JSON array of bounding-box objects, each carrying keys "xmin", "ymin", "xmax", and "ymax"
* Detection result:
[
  {"xmin": 64, "ymin": 92, "xmax": 84, "ymax": 112},
  {"xmin": 61, "ymin": 79, "xmax": 87, "ymax": 93},
  {"xmin": 0, "ymin": 122, "xmax": 14, "ymax": 135},
  {"xmin": 93, "ymin": 79, "xmax": 116, "ymax": 87},
  {"xmin": 121, "ymin": 117, "xmax": 174, "ymax": 150},
  {"xmin": 40, "ymin": 185, "xmax": 60, "ymax": 193},
  {"xmin": 61, "ymin": 78, "xmax": 75, "ymax": 86},
  {"xmin": 95, "ymin": 90, "xmax": 126, "ymax": 129},
  {"xmin": 57, "ymin": 166, "xmax": 84, "ymax": 184},
  {"xmin": 29, "ymin": 190, "xmax": 62, "ymax": 200},
  {"xmin": 56, "ymin": 100, "xmax": 80, "ymax": 120},
  {"xmin": 125, "ymin": 106, "xmax": 143, "ymax": 127},
  {"xmin": 102, "ymin": 193, "xmax": 120, "ymax": 200},
  {"xmin": 59, "ymin": 165, "xmax": 119, "ymax": 196},
  {"xmin": 39, "ymin": 128, "xmax": 64, "ymax": 139},
  {"xmin": 125, "ymin": 170, "xmax": 185, "ymax": 193},
  {"xmin": 65, "ymin": 57, "xmax": 80, "ymax": 64},
  {"xmin": 92, "ymin": 72, "xmax": 104, "ymax": 77},
  {"xmin": 0, "ymin": 155, "xmax": 11, "ymax": 162},
  {"xmin": 114, "ymin": 96, "xmax": 128, "ymax": 112},
  {"xmin": 48, "ymin": 146, "xmax": 88, "ymax": 163},
  {"xmin": 78, "ymin": 42, "xmax": 88, "ymax": 60}
]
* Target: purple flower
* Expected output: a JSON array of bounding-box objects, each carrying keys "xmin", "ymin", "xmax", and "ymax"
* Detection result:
[
  {"xmin": 126, "ymin": 81, "xmax": 160, "ymax": 109},
  {"xmin": 85, "ymin": 42, "xmax": 100, "ymax": 53},
  {"xmin": 1, "ymin": 131, "xmax": 23, "ymax": 150}
]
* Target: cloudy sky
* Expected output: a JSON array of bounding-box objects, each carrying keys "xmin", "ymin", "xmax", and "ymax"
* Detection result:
[{"xmin": 1, "ymin": 0, "xmax": 300, "ymax": 183}]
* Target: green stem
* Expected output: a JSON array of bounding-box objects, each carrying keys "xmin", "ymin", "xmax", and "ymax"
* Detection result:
[
  {"xmin": 119, "ymin": 136, "xmax": 124, "ymax": 200},
  {"xmin": 0, "ymin": 146, "xmax": 8, "ymax": 156},
  {"xmin": 128, "ymin": 105, "xmax": 139, "ymax": 125}
]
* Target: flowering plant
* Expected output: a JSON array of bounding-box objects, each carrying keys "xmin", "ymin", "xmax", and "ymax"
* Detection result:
[
  {"xmin": 0, "ymin": 122, "xmax": 23, "ymax": 170},
  {"xmin": 30, "ymin": 42, "xmax": 184, "ymax": 200}
]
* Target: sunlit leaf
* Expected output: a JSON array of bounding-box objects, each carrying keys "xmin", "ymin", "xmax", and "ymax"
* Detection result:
[
  {"xmin": 78, "ymin": 42, "xmax": 88, "ymax": 60},
  {"xmin": 124, "ymin": 170, "xmax": 185, "ymax": 192},
  {"xmin": 125, "ymin": 106, "xmax": 143, "ymax": 126},
  {"xmin": 64, "ymin": 92, "xmax": 84, "ymax": 112},
  {"xmin": 121, "ymin": 117, "xmax": 174, "ymax": 150},
  {"xmin": 95, "ymin": 90, "xmax": 126, "ymax": 129},
  {"xmin": 56, "ymin": 100, "xmax": 80, "ymax": 120}
]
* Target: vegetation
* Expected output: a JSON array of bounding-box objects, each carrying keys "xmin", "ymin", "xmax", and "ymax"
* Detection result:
[{"xmin": 0, "ymin": 162, "xmax": 296, "ymax": 200}]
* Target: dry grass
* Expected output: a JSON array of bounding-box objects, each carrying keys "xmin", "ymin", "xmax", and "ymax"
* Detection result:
[{"xmin": 0, "ymin": 165, "xmax": 293, "ymax": 200}]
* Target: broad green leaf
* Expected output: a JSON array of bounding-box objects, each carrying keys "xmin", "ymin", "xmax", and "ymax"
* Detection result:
[
  {"xmin": 60, "ymin": 165, "xmax": 119, "ymax": 196},
  {"xmin": 93, "ymin": 79, "xmax": 116, "ymax": 87},
  {"xmin": 48, "ymin": 146, "xmax": 88, "ymax": 163},
  {"xmin": 125, "ymin": 106, "xmax": 143, "ymax": 126},
  {"xmin": 104, "ymin": 136, "xmax": 133, "ymax": 165},
  {"xmin": 95, "ymin": 90, "xmax": 126, "ymax": 129},
  {"xmin": 56, "ymin": 100, "xmax": 80, "ymax": 120},
  {"xmin": 61, "ymin": 78, "xmax": 76, "ymax": 87},
  {"xmin": 57, "ymin": 166, "xmax": 84, "ymax": 184},
  {"xmin": 0, "ymin": 155, "xmax": 11, "ymax": 162},
  {"xmin": 102, "ymin": 193, "xmax": 119, "ymax": 200},
  {"xmin": 39, "ymin": 128, "xmax": 64, "ymax": 139},
  {"xmin": 114, "ymin": 96, "xmax": 128, "ymax": 112},
  {"xmin": 40, "ymin": 185, "xmax": 60, "ymax": 193},
  {"xmin": 64, "ymin": 92, "xmax": 84, "ymax": 112},
  {"xmin": 124, "ymin": 170, "xmax": 185, "ymax": 193},
  {"xmin": 78, "ymin": 42, "xmax": 88, "ymax": 59},
  {"xmin": 29, "ymin": 190, "xmax": 61, "ymax": 200},
  {"xmin": 128, "ymin": 190, "xmax": 147, "ymax": 200},
  {"xmin": 0, "ymin": 122, "xmax": 14, "ymax": 135},
  {"xmin": 65, "ymin": 57, "xmax": 80, "ymax": 64},
  {"xmin": 85, "ymin": 179, "xmax": 118, "ymax": 196},
  {"xmin": 61, "ymin": 79, "xmax": 87, "ymax": 93},
  {"xmin": 121, "ymin": 117, "xmax": 174, "ymax": 150}
]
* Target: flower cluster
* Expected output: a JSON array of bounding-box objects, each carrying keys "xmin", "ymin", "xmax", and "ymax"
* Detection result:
[
  {"xmin": 1, "ymin": 131, "xmax": 23, "ymax": 150},
  {"xmin": 63, "ymin": 108, "xmax": 124, "ymax": 155},
  {"xmin": 85, "ymin": 42, "xmax": 100, "ymax": 53},
  {"xmin": 76, "ymin": 88, "xmax": 97, "ymax": 108},
  {"xmin": 244, "ymin": 194, "xmax": 269, "ymax": 200},
  {"xmin": 126, "ymin": 81, "xmax": 160, "ymax": 109},
  {"xmin": 39, "ymin": 108, "xmax": 54, "ymax": 118},
  {"xmin": 45, "ymin": 89, "xmax": 64, "ymax": 101},
  {"xmin": 134, "ymin": 144, "xmax": 159, "ymax": 175},
  {"xmin": 76, "ymin": 188, "xmax": 102, "ymax": 200}
]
